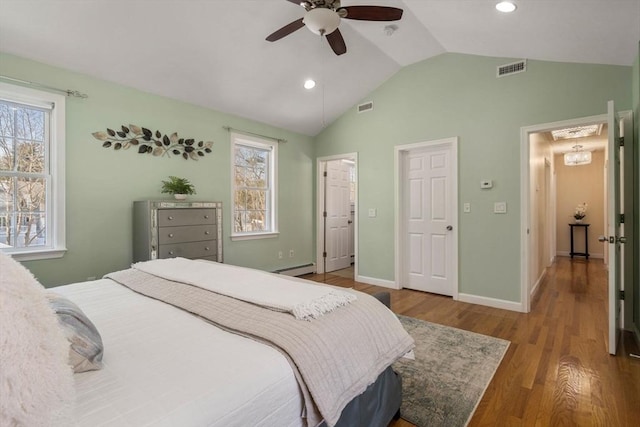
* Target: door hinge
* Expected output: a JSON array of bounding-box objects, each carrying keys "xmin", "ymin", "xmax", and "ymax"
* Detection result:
[
  {"xmin": 323, "ymin": 211, "xmax": 327, "ymax": 218},
  {"xmin": 322, "ymin": 251, "xmax": 327, "ymax": 258},
  {"xmin": 619, "ymin": 290, "xmax": 625, "ymax": 300},
  {"xmin": 323, "ymin": 171, "xmax": 328, "ymax": 177},
  {"xmin": 618, "ymin": 136, "xmax": 624, "ymax": 147},
  {"xmin": 619, "ymin": 213, "xmax": 624, "ymax": 224}
]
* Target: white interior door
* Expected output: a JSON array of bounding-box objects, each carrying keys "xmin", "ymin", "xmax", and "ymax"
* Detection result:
[
  {"xmin": 605, "ymin": 100, "xmax": 623, "ymax": 355},
  {"xmin": 324, "ymin": 159, "xmax": 351, "ymax": 272},
  {"xmin": 403, "ymin": 144, "xmax": 455, "ymax": 296}
]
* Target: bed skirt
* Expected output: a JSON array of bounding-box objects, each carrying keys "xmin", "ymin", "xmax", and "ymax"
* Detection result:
[{"xmin": 327, "ymin": 366, "xmax": 402, "ymax": 427}]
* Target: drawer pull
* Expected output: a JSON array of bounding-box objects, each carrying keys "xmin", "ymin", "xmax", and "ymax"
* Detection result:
[
  {"xmin": 204, "ymin": 231, "xmax": 210, "ymax": 235},
  {"xmin": 168, "ymin": 233, "xmax": 174, "ymax": 238},
  {"xmin": 168, "ymin": 216, "xmax": 174, "ymax": 220},
  {"xmin": 204, "ymin": 215, "xmax": 210, "ymax": 219},
  {"xmin": 205, "ymin": 247, "xmax": 210, "ymax": 251},
  {"xmin": 168, "ymin": 251, "xmax": 175, "ymax": 256}
]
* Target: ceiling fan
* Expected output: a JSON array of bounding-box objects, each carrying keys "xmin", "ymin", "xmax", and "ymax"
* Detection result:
[{"xmin": 266, "ymin": 0, "xmax": 403, "ymax": 56}]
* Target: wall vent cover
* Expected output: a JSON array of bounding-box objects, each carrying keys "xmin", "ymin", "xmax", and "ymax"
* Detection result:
[
  {"xmin": 497, "ymin": 60, "xmax": 527, "ymax": 77},
  {"xmin": 357, "ymin": 101, "xmax": 374, "ymax": 113}
]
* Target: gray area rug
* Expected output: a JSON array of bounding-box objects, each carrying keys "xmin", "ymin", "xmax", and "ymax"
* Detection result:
[{"xmin": 392, "ymin": 315, "xmax": 510, "ymax": 427}]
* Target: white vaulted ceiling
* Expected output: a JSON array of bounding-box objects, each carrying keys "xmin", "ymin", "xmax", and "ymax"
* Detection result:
[{"xmin": 1, "ymin": 0, "xmax": 638, "ymax": 136}]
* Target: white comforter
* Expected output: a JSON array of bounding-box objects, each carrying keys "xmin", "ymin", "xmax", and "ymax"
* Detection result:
[
  {"xmin": 132, "ymin": 258, "xmax": 356, "ymax": 320},
  {"xmin": 55, "ymin": 279, "xmax": 305, "ymax": 427}
]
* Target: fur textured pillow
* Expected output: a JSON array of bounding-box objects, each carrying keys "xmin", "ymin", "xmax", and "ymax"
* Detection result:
[{"xmin": 0, "ymin": 252, "xmax": 75, "ymax": 426}]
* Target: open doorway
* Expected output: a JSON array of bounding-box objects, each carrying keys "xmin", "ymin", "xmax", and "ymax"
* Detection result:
[
  {"xmin": 521, "ymin": 107, "xmax": 634, "ymax": 354},
  {"xmin": 316, "ymin": 153, "xmax": 357, "ymax": 278},
  {"xmin": 523, "ymin": 115, "xmax": 608, "ymax": 311}
]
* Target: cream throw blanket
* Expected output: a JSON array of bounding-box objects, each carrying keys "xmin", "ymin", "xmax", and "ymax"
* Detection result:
[
  {"xmin": 132, "ymin": 258, "xmax": 356, "ymax": 320},
  {"xmin": 105, "ymin": 265, "xmax": 414, "ymax": 427}
]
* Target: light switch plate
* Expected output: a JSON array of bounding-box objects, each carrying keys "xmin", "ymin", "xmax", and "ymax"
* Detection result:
[
  {"xmin": 463, "ymin": 203, "xmax": 471, "ymax": 213},
  {"xmin": 368, "ymin": 208, "xmax": 377, "ymax": 218},
  {"xmin": 481, "ymin": 180, "xmax": 493, "ymax": 189},
  {"xmin": 494, "ymin": 202, "xmax": 507, "ymax": 213}
]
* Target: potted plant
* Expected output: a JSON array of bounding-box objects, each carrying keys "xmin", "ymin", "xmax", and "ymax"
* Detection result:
[
  {"xmin": 573, "ymin": 202, "xmax": 587, "ymax": 223},
  {"xmin": 161, "ymin": 176, "xmax": 196, "ymax": 200}
]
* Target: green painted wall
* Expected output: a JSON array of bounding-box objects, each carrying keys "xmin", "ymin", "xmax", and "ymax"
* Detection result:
[
  {"xmin": 0, "ymin": 53, "xmax": 315, "ymax": 286},
  {"xmin": 315, "ymin": 53, "xmax": 632, "ymax": 303}
]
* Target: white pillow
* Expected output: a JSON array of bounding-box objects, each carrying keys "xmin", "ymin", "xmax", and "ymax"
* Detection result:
[
  {"xmin": 46, "ymin": 292, "xmax": 104, "ymax": 373},
  {"xmin": 0, "ymin": 252, "xmax": 75, "ymax": 426}
]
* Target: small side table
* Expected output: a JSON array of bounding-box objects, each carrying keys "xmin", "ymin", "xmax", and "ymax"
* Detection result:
[{"xmin": 569, "ymin": 223, "xmax": 590, "ymax": 259}]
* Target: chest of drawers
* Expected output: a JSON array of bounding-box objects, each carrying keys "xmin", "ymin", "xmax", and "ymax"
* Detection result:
[{"xmin": 133, "ymin": 200, "xmax": 223, "ymax": 263}]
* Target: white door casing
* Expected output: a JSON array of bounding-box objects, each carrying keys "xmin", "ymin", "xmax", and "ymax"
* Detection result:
[
  {"xmin": 325, "ymin": 159, "xmax": 352, "ymax": 272},
  {"xmin": 520, "ymin": 105, "xmax": 631, "ymax": 333},
  {"xmin": 521, "ymin": 112, "xmax": 607, "ymax": 313},
  {"xmin": 395, "ymin": 138, "xmax": 458, "ymax": 297},
  {"xmin": 316, "ymin": 153, "xmax": 358, "ymax": 275}
]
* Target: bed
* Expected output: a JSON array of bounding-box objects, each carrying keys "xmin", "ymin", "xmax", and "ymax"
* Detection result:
[{"xmin": 0, "ymin": 254, "xmax": 413, "ymax": 427}]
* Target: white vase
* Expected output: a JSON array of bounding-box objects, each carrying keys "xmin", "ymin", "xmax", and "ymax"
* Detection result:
[
  {"xmin": 174, "ymin": 194, "xmax": 187, "ymax": 200},
  {"xmin": 574, "ymin": 218, "xmax": 583, "ymax": 223}
]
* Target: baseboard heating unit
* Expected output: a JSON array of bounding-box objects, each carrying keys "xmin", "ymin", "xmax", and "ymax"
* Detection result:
[{"xmin": 273, "ymin": 263, "xmax": 316, "ymax": 277}]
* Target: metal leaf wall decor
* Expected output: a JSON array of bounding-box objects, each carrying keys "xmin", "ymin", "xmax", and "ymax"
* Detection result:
[{"xmin": 92, "ymin": 124, "xmax": 213, "ymax": 160}]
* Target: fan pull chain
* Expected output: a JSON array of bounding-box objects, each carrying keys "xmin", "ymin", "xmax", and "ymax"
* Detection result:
[{"xmin": 320, "ymin": 34, "xmax": 326, "ymax": 129}]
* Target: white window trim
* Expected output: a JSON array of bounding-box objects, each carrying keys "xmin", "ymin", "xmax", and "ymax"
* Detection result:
[
  {"xmin": 0, "ymin": 82, "xmax": 66, "ymax": 260},
  {"xmin": 230, "ymin": 132, "xmax": 278, "ymax": 240}
]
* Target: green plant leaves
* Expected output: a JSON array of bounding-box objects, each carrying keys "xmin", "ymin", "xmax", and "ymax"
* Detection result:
[{"xmin": 91, "ymin": 124, "xmax": 215, "ymax": 161}]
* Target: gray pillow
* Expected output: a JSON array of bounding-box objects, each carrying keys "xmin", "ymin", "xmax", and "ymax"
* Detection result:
[{"xmin": 46, "ymin": 292, "xmax": 104, "ymax": 373}]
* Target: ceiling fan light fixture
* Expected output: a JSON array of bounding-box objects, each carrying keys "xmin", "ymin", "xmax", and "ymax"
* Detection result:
[
  {"xmin": 303, "ymin": 8, "xmax": 341, "ymax": 36},
  {"xmin": 303, "ymin": 79, "xmax": 316, "ymax": 89},
  {"xmin": 496, "ymin": 1, "xmax": 517, "ymax": 13}
]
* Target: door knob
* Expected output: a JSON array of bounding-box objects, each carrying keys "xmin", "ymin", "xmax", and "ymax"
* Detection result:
[
  {"xmin": 598, "ymin": 235, "xmax": 608, "ymax": 242},
  {"xmin": 446, "ymin": 225, "xmax": 453, "ymax": 231},
  {"xmin": 348, "ymin": 220, "xmax": 353, "ymax": 224},
  {"xmin": 618, "ymin": 236, "xmax": 627, "ymax": 244}
]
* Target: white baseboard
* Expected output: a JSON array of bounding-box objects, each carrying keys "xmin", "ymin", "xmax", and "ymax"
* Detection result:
[
  {"xmin": 356, "ymin": 275, "xmax": 399, "ymax": 290},
  {"xmin": 556, "ymin": 251, "xmax": 603, "ymax": 259},
  {"xmin": 458, "ymin": 293, "xmax": 525, "ymax": 313},
  {"xmin": 530, "ymin": 268, "xmax": 547, "ymax": 299}
]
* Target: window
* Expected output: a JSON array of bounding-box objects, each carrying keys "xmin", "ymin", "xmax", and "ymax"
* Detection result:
[
  {"xmin": 0, "ymin": 83, "xmax": 66, "ymax": 260},
  {"xmin": 231, "ymin": 133, "xmax": 277, "ymax": 240}
]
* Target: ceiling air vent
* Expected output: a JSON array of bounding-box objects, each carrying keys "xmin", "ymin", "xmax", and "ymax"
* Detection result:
[
  {"xmin": 357, "ymin": 101, "xmax": 374, "ymax": 113},
  {"xmin": 497, "ymin": 60, "xmax": 527, "ymax": 77}
]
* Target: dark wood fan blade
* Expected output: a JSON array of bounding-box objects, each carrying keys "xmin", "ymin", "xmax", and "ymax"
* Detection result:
[
  {"xmin": 326, "ymin": 29, "xmax": 347, "ymax": 56},
  {"xmin": 340, "ymin": 6, "xmax": 403, "ymax": 21},
  {"xmin": 286, "ymin": 0, "xmax": 302, "ymax": 4},
  {"xmin": 266, "ymin": 18, "xmax": 305, "ymax": 42}
]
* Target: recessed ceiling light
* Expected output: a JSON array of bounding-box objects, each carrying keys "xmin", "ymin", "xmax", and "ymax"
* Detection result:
[
  {"xmin": 303, "ymin": 79, "xmax": 316, "ymax": 90},
  {"xmin": 496, "ymin": 1, "xmax": 517, "ymax": 13}
]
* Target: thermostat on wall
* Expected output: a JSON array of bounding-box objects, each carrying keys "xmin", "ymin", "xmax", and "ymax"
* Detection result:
[{"xmin": 480, "ymin": 180, "xmax": 493, "ymax": 189}]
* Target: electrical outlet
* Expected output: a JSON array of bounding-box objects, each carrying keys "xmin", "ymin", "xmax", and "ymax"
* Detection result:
[
  {"xmin": 289, "ymin": 249, "xmax": 294, "ymax": 258},
  {"xmin": 463, "ymin": 203, "xmax": 471, "ymax": 213},
  {"xmin": 278, "ymin": 251, "xmax": 283, "ymax": 259}
]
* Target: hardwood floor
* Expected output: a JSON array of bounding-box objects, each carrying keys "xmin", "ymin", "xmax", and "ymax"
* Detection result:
[{"xmin": 304, "ymin": 256, "xmax": 640, "ymax": 426}]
